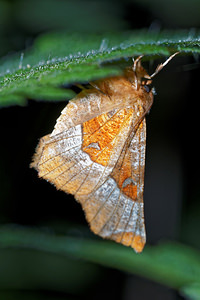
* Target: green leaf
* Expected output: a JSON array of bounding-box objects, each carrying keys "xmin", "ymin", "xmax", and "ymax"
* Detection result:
[
  {"xmin": 0, "ymin": 29, "xmax": 200, "ymax": 107},
  {"xmin": 181, "ymin": 283, "xmax": 200, "ymax": 300},
  {"xmin": 0, "ymin": 225, "xmax": 200, "ymax": 299}
]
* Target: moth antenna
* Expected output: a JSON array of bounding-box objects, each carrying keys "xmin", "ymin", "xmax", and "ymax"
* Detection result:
[
  {"xmin": 133, "ymin": 55, "xmax": 144, "ymax": 72},
  {"xmin": 132, "ymin": 55, "xmax": 144, "ymax": 89},
  {"xmin": 150, "ymin": 52, "xmax": 180, "ymax": 79}
]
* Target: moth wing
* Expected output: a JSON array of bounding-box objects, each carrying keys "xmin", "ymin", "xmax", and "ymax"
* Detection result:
[
  {"xmin": 31, "ymin": 89, "xmax": 107, "ymax": 169},
  {"xmin": 31, "ymin": 100, "xmax": 146, "ymax": 252},
  {"xmin": 111, "ymin": 119, "xmax": 146, "ymax": 252},
  {"xmin": 31, "ymin": 106, "xmax": 136, "ymax": 197},
  {"xmin": 51, "ymin": 86, "xmax": 129, "ymax": 136},
  {"xmin": 86, "ymin": 118, "xmax": 146, "ymax": 253}
]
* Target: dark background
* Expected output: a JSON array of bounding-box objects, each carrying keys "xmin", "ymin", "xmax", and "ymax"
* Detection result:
[{"xmin": 0, "ymin": 0, "xmax": 200, "ymax": 299}]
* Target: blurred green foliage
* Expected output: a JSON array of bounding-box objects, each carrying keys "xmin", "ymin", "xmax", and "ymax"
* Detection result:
[
  {"xmin": 1, "ymin": 0, "xmax": 200, "ymax": 57},
  {"xmin": 0, "ymin": 226, "xmax": 200, "ymax": 299}
]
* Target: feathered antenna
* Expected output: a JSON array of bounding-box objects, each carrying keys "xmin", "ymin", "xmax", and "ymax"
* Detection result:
[
  {"xmin": 132, "ymin": 55, "xmax": 144, "ymax": 89},
  {"xmin": 149, "ymin": 52, "xmax": 180, "ymax": 79}
]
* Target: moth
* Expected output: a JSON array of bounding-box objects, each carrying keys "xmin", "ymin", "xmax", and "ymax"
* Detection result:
[{"xmin": 31, "ymin": 53, "xmax": 178, "ymax": 253}]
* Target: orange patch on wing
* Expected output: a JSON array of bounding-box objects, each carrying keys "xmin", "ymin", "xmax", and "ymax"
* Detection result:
[
  {"xmin": 82, "ymin": 108, "xmax": 134, "ymax": 166},
  {"xmin": 122, "ymin": 183, "xmax": 137, "ymax": 200},
  {"xmin": 112, "ymin": 232, "xmax": 144, "ymax": 252},
  {"xmin": 131, "ymin": 235, "xmax": 145, "ymax": 253},
  {"xmin": 112, "ymin": 232, "xmax": 133, "ymax": 246},
  {"xmin": 111, "ymin": 142, "xmax": 138, "ymax": 201}
]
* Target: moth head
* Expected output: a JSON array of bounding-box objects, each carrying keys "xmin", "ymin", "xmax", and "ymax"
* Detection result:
[{"xmin": 127, "ymin": 52, "xmax": 179, "ymax": 92}]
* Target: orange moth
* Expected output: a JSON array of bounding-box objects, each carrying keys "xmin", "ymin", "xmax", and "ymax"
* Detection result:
[{"xmin": 31, "ymin": 53, "xmax": 179, "ymax": 253}]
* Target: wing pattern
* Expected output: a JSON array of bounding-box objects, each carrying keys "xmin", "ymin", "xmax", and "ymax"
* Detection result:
[{"xmin": 32, "ymin": 99, "xmax": 147, "ymax": 252}]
